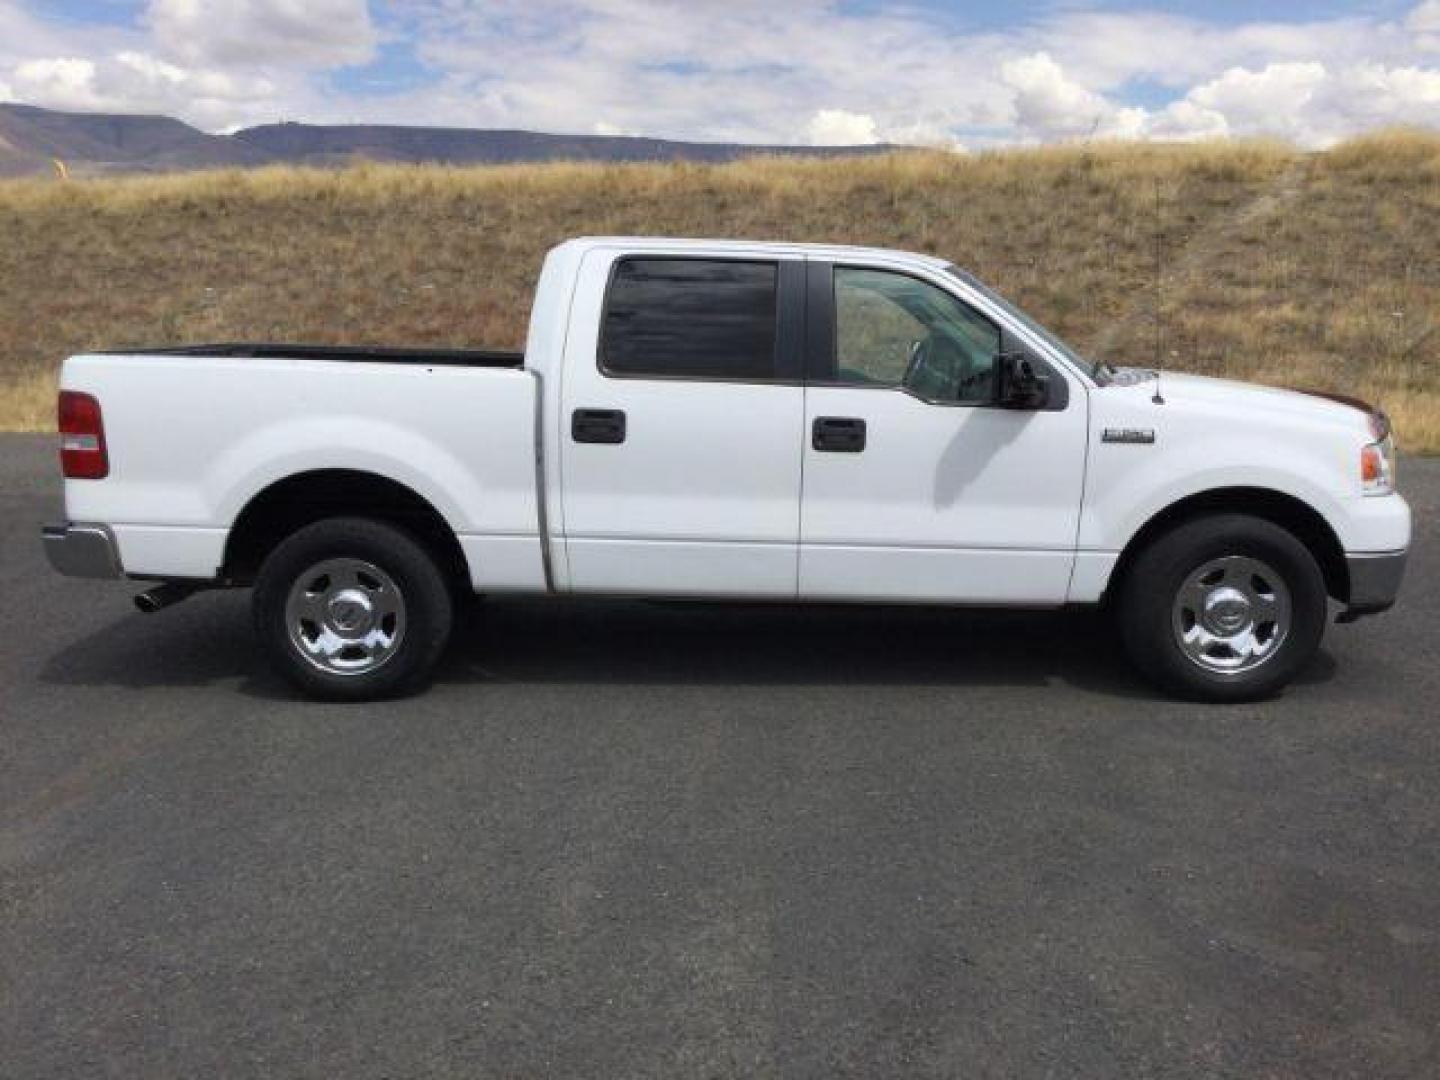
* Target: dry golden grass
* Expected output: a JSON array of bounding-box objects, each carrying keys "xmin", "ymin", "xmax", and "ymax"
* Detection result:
[{"xmin": 1, "ymin": 130, "xmax": 1436, "ymax": 447}]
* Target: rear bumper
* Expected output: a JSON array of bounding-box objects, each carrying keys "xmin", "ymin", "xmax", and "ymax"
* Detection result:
[
  {"xmin": 42, "ymin": 522, "xmax": 123, "ymax": 579},
  {"xmin": 1342, "ymin": 549, "xmax": 1407, "ymax": 619}
]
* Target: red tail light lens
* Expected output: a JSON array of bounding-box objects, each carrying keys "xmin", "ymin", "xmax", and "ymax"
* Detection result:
[{"xmin": 58, "ymin": 391, "xmax": 109, "ymax": 479}]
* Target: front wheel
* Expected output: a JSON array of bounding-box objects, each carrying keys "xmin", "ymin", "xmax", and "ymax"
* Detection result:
[
  {"xmin": 253, "ymin": 517, "xmax": 453, "ymax": 701},
  {"xmin": 1117, "ymin": 514, "xmax": 1328, "ymax": 702}
]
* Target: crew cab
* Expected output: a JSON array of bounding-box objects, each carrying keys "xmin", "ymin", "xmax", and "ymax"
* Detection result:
[{"xmin": 44, "ymin": 237, "xmax": 1410, "ymax": 701}]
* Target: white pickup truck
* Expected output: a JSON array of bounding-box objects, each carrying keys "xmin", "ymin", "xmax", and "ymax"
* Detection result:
[{"xmin": 45, "ymin": 237, "xmax": 1409, "ymax": 702}]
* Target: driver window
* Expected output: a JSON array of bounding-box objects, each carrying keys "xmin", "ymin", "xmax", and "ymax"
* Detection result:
[{"xmin": 833, "ymin": 267, "xmax": 1001, "ymax": 403}]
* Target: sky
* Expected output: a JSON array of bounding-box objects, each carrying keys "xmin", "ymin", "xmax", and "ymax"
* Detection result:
[{"xmin": 0, "ymin": 1, "xmax": 1437, "ymax": 147}]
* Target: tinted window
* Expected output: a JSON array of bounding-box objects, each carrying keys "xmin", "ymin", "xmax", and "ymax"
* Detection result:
[
  {"xmin": 602, "ymin": 259, "xmax": 778, "ymax": 380},
  {"xmin": 834, "ymin": 267, "xmax": 1001, "ymax": 404},
  {"xmin": 948, "ymin": 265, "xmax": 1102, "ymax": 381}
]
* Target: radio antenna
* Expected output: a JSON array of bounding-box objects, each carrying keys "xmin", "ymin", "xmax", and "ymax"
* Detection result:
[{"xmin": 1152, "ymin": 176, "xmax": 1165, "ymax": 405}]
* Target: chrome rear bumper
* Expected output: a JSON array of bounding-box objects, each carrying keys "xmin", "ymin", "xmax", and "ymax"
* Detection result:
[{"xmin": 42, "ymin": 522, "xmax": 123, "ymax": 579}]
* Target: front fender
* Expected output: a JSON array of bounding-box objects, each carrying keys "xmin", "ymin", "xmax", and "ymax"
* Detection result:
[{"xmin": 1080, "ymin": 457, "xmax": 1354, "ymax": 556}]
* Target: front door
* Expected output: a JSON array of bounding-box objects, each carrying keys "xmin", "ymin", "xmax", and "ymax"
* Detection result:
[
  {"xmin": 559, "ymin": 251, "xmax": 806, "ymax": 596},
  {"xmin": 799, "ymin": 262, "xmax": 1088, "ymax": 603}
]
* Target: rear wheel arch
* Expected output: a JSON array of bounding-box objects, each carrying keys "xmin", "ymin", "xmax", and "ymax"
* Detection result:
[
  {"xmin": 1106, "ymin": 487, "xmax": 1349, "ymax": 605},
  {"xmin": 223, "ymin": 469, "xmax": 470, "ymax": 590}
]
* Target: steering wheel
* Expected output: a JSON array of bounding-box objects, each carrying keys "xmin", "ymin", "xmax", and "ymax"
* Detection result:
[
  {"xmin": 956, "ymin": 363, "xmax": 994, "ymax": 399},
  {"xmin": 903, "ymin": 336, "xmax": 930, "ymax": 389}
]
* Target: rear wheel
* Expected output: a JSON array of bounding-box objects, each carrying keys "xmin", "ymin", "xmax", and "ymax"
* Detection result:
[
  {"xmin": 253, "ymin": 517, "xmax": 453, "ymax": 701},
  {"xmin": 1118, "ymin": 514, "xmax": 1327, "ymax": 702}
]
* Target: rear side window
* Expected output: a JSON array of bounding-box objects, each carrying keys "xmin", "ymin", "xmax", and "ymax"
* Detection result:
[{"xmin": 601, "ymin": 258, "xmax": 778, "ymax": 380}]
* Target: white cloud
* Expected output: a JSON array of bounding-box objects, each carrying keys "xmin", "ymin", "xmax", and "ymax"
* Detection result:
[
  {"xmin": 9, "ymin": 49, "xmax": 281, "ymax": 127},
  {"xmin": 391, "ymin": 0, "xmax": 1017, "ymax": 143},
  {"xmin": 1187, "ymin": 62, "xmax": 1328, "ymax": 141},
  {"xmin": 1170, "ymin": 58, "xmax": 1440, "ymax": 146},
  {"xmin": 0, "ymin": 0, "xmax": 351, "ymax": 128},
  {"xmin": 998, "ymin": 53, "xmax": 1163, "ymax": 143},
  {"xmin": 1037, "ymin": 10, "xmax": 1384, "ymax": 94},
  {"xmin": 882, "ymin": 119, "xmax": 967, "ymax": 152},
  {"xmin": 146, "ymin": 0, "xmax": 375, "ymax": 68},
  {"xmin": 1001, "ymin": 52, "xmax": 1113, "ymax": 140},
  {"xmin": 12, "ymin": 57, "xmax": 104, "ymax": 111},
  {"xmin": 1146, "ymin": 100, "xmax": 1230, "ymax": 142},
  {"xmin": 0, "ymin": 0, "xmax": 1437, "ymax": 147},
  {"xmin": 1410, "ymin": 0, "xmax": 1440, "ymax": 37},
  {"xmin": 1407, "ymin": 0, "xmax": 1440, "ymax": 59},
  {"xmin": 114, "ymin": 50, "xmax": 186, "ymax": 89},
  {"xmin": 1323, "ymin": 63, "xmax": 1440, "ymax": 139},
  {"xmin": 592, "ymin": 120, "xmax": 638, "ymax": 137},
  {"xmin": 807, "ymin": 109, "xmax": 878, "ymax": 146}
]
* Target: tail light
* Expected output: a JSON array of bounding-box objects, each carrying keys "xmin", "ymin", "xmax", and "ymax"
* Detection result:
[{"xmin": 58, "ymin": 391, "xmax": 109, "ymax": 479}]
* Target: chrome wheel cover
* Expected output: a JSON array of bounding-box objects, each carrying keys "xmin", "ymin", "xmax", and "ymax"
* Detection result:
[
  {"xmin": 284, "ymin": 558, "xmax": 406, "ymax": 676},
  {"xmin": 1171, "ymin": 555, "xmax": 1291, "ymax": 676}
]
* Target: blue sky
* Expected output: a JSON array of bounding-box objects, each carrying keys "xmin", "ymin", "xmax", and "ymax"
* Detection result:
[{"xmin": 3, "ymin": 1, "xmax": 1438, "ymax": 146}]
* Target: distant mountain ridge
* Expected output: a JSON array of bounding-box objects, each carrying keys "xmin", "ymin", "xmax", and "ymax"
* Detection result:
[
  {"xmin": 0, "ymin": 103, "xmax": 892, "ymax": 177},
  {"xmin": 0, "ymin": 104, "xmax": 270, "ymax": 175},
  {"xmin": 233, "ymin": 121, "xmax": 893, "ymax": 166}
]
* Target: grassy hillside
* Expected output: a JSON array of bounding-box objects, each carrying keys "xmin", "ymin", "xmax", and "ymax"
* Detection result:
[{"xmin": 1, "ymin": 130, "xmax": 1437, "ymax": 447}]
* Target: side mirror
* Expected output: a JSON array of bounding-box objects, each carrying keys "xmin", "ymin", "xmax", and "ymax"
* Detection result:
[{"xmin": 996, "ymin": 350, "xmax": 1049, "ymax": 409}]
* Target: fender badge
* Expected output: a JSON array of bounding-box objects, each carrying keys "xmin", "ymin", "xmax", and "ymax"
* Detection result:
[{"xmin": 1102, "ymin": 428, "xmax": 1156, "ymax": 445}]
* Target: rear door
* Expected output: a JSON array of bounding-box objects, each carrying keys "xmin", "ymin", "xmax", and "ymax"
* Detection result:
[
  {"xmin": 798, "ymin": 260, "xmax": 1088, "ymax": 603},
  {"xmin": 558, "ymin": 249, "xmax": 806, "ymax": 596}
]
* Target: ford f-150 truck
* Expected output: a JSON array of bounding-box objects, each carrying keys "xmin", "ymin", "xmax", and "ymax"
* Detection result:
[{"xmin": 44, "ymin": 237, "xmax": 1410, "ymax": 702}]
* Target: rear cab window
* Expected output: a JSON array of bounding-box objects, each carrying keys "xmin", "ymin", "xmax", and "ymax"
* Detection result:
[{"xmin": 600, "ymin": 258, "xmax": 782, "ymax": 381}]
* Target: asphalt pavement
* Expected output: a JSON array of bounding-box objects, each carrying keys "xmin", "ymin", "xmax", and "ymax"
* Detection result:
[{"xmin": 3, "ymin": 434, "xmax": 1437, "ymax": 1078}]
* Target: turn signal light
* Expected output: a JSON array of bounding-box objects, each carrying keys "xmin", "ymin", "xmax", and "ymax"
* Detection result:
[
  {"xmin": 1361, "ymin": 445, "xmax": 1381, "ymax": 482},
  {"xmin": 1361, "ymin": 439, "xmax": 1395, "ymax": 496},
  {"xmin": 58, "ymin": 390, "xmax": 109, "ymax": 479}
]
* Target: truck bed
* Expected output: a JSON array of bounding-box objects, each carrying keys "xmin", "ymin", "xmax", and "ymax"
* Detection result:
[
  {"xmin": 99, "ymin": 343, "xmax": 525, "ymax": 368},
  {"xmin": 61, "ymin": 346, "xmax": 545, "ymax": 587}
]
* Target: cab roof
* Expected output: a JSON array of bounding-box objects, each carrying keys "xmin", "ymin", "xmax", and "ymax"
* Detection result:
[{"xmin": 560, "ymin": 236, "xmax": 955, "ymax": 271}]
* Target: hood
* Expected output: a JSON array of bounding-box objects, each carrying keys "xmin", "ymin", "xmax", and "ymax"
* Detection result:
[
  {"xmin": 1108, "ymin": 369, "xmax": 1380, "ymax": 437},
  {"xmin": 1283, "ymin": 385, "xmax": 1391, "ymax": 438}
]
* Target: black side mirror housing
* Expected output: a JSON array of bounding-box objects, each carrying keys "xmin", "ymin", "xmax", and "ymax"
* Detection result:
[{"xmin": 997, "ymin": 349, "xmax": 1049, "ymax": 409}]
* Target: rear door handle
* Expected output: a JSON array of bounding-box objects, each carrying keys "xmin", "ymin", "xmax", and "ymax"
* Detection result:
[
  {"xmin": 572, "ymin": 408, "xmax": 627, "ymax": 445},
  {"xmin": 812, "ymin": 416, "xmax": 866, "ymax": 453}
]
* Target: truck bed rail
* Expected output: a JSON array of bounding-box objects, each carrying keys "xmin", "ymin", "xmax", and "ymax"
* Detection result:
[{"xmin": 98, "ymin": 343, "xmax": 525, "ymax": 368}]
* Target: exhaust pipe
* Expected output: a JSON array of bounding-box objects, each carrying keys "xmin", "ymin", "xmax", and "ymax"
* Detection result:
[{"xmin": 135, "ymin": 581, "xmax": 202, "ymax": 614}]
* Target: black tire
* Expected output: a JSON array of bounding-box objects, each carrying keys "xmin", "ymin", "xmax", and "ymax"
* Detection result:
[
  {"xmin": 252, "ymin": 517, "xmax": 453, "ymax": 701},
  {"xmin": 1117, "ymin": 514, "xmax": 1327, "ymax": 703}
]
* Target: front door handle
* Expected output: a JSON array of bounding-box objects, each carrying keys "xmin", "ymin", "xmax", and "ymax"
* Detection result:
[
  {"xmin": 572, "ymin": 408, "xmax": 627, "ymax": 445},
  {"xmin": 812, "ymin": 416, "xmax": 866, "ymax": 453}
]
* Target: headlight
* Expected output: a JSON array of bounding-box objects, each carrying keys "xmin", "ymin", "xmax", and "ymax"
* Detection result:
[{"xmin": 1361, "ymin": 434, "xmax": 1397, "ymax": 496}]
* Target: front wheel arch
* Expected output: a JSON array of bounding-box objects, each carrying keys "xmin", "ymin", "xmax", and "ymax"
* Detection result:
[
  {"xmin": 1115, "ymin": 512, "xmax": 1329, "ymax": 702},
  {"xmin": 1105, "ymin": 487, "xmax": 1349, "ymax": 608}
]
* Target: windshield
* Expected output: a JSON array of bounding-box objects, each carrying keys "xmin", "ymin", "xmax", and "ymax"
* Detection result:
[{"xmin": 945, "ymin": 266, "xmax": 1109, "ymax": 383}]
